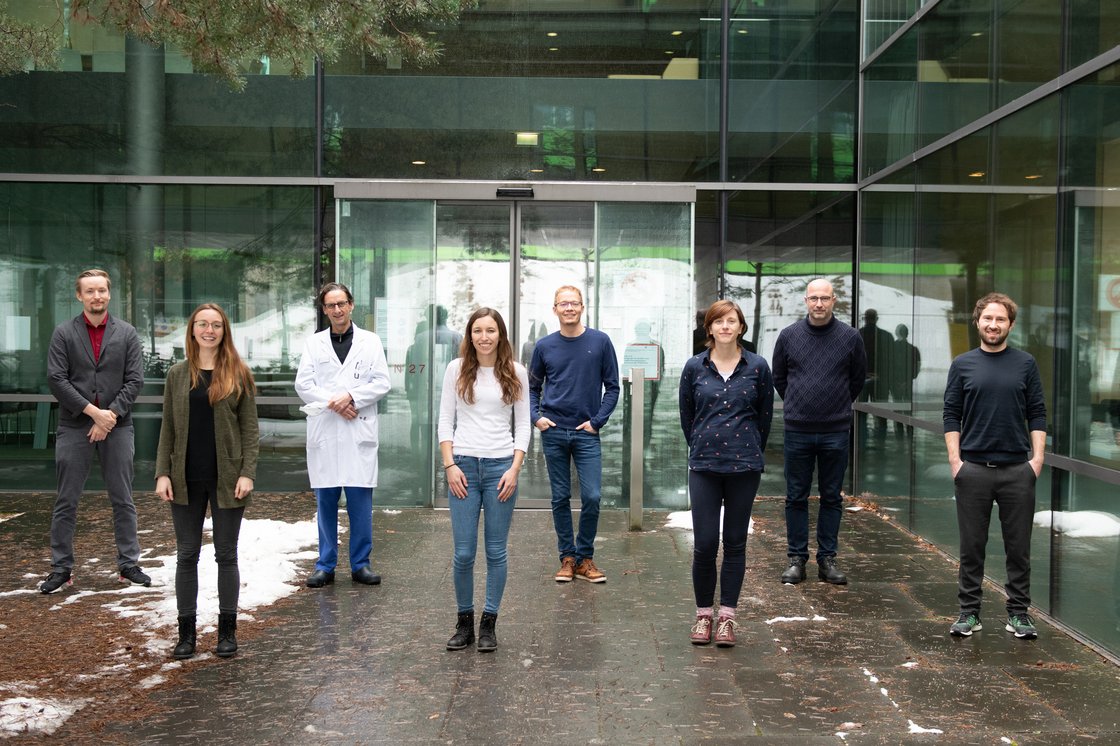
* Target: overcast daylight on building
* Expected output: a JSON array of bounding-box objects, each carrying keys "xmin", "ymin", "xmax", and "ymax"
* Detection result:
[{"xmin": 1, "ymin": 1, "xmax": 1118, "ymax": 660}]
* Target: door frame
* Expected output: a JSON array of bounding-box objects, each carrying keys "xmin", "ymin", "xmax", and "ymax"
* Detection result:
[{"xmin": 335, "ymin": 180, "xmax": 696, "ymax": 509}]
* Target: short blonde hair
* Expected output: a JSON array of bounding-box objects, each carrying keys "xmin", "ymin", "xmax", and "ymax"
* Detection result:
[
  {"xmin": 75, "ymin": 269, "xmax": 111, "ymax": 293},
  {"xmin": 553, "ymin": 285, "xmax": 583, "ymax": 305}
]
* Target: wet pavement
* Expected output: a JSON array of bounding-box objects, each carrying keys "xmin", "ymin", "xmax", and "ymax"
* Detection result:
[{"xmin": 7, "ymin": 495, "xmax": 1120, "ymax": 744}]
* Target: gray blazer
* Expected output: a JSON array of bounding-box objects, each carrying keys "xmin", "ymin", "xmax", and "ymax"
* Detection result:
[{"xmin": 47, "ymin": 313, "xmax": 144, "ymax": 427}]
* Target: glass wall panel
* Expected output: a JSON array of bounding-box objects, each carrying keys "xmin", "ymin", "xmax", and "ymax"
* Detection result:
[
  {"xmin": 858, "ymin": 177, "xmax": 919, "ymax": 490},
  {"xmin": 1063, "ymin": 65, "xmax": 1120, "ymax": 468},
  {"xmin": 1048, "ymin": 472, "xmax": 1120, "ymax": 652},
  {"xmin": 862, "ymin": 30, "xmax": 918, "ymax": 177},
  {"xmin": 917, "ymin": 0, "xmax": 992, "ymax": 150},
  {"xmin": 596, "ymin": 202, "xmax": 692, "ymax": 510},
  {"xmin": 0, "ymin": 183, "xmax": 316, "ymax": 490},
  {"xmin": 0, "ymin": 1, "xmax": 316, "ymax": 176},
  {"xmin": 722, "ymin": 190, "xmax": 856, "ymax": 495},
  {"xmin": 323, "ymin": 1, "xmax": 717, "ymax": 182},
  {"xmin": 995, "ymin": 0, "xmax": 1061, "ymax": 107},
  {"xmin": 727, "ymin": 1, "xmax": 858, "ymax": 183},
  {"xmin": 864, "ymin": 0, "xmax": 921, "ymax": 59},
  {"xmin": 337, "ymin": 200, "xmax": 438, "ymax": 506},
  {"xmin": 1067, "ymin": 0, "xmax": 1120, "ymax": 70}
]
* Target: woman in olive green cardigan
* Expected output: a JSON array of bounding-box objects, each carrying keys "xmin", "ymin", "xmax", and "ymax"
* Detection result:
[{"xmin": 155, "ymin": 303, "xmax": 258, "ymax": 660}]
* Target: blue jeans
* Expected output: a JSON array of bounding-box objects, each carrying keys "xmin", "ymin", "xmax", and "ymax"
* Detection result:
[
  {"xmin": 689, "ymin": 470, "xmax": 761, "ymax": 608},
  {"xmin": 449, "ymin": 455, "xmax": 518, "ymax": 615},
  {"xmin": 541, "ymin": 427, "xmax": 602, "ymax": 562},
  {"xmin": 783, "ymin": 429, "xmax": 850, "ymax": 560},
  {"xmin": 314, "ymin": 486, "xmax": 373, "ymax": 573}
]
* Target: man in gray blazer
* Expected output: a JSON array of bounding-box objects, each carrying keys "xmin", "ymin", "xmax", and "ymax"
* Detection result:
[{"xmin": 40, "ymin": 269, "xmax": 149, "ymax": 593}]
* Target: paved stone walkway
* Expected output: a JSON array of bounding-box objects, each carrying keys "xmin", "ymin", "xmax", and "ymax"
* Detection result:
[{"xmin": 78, "ymin": 497, "xmax": 1119, "ymax": 744}]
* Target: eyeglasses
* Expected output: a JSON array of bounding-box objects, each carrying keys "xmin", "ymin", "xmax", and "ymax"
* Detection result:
[
  {"xmin": 806, "ymin": 295, "xmax": 834, "ymax": 304},
  {"xmin": 323, "ymin": 301, "xmax": 351, "ymax": 311},
  {"xmin": 554, "ymin": 301, "xmax": 583, "ymax": 309},
  {"xmin": 193, "ymin": 320, "xmax": 224, "ymax": 331}
]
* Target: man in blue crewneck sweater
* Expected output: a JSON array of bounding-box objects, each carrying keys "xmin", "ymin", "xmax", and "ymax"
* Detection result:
[
  {"xmin": 772, "ymin": 279, "xmax": 866, "ymax": 585},
  {"xmin": 944, "ymin": 292, "xmax": 1046, "ymax": 640},
  {"xmin": 529, "ymin": 285, "xmax": 620, "ymax": 584}
]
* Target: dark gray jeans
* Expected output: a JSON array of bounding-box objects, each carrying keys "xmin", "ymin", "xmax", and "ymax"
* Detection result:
[
  {"xmin": 171, "ymin": 480, "xmax": 244, "ymax": 617},
  {"xmin": 51, "ymin": 423, "xmax": 139, "ymax": 572},
  {"xmin": 954, "ymin": 460, "xmax": 1037, "ymax": 617}
]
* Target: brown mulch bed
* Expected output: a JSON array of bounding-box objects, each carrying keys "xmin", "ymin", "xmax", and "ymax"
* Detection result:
[{"xmin": 0, "ymin": 491, "xmax": 311, "ymax": 742}]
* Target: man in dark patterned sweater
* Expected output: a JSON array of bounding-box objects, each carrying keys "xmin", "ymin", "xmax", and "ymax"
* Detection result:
[{"xmin": 772, "ymin": 279, "xmax": 867, "ymax": 585}]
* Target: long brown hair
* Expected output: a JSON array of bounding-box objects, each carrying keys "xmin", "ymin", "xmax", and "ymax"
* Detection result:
[
  {"xmin": 185, "ymin": 303, "xmax": 256, "ymax": 404},
  {"xmin": 456, "ymin": 308, "xmax": 522, "ymax": 406}
]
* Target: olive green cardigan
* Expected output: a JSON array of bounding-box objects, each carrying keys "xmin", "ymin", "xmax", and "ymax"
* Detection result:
[{"xmin": 155, "ymin": 361, "xmax": 259, "ymax": 509}]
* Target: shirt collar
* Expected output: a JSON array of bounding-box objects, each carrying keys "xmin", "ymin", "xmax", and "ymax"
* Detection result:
[{"xmin": 83, "ymin": 313, "xmax": 108, "ymax": 329}]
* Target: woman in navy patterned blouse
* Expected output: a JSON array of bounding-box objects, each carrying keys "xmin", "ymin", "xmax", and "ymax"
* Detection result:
[{"xmin": 679, "ymin": 300, "xmax": 774, "ymax": 647}]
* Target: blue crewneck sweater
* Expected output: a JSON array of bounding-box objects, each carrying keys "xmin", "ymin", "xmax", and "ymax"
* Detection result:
[
  {"xmin": 772, "ymin": 316, "xmax": 866, "ymax": 433},
  {"xmin": 528, "ymin": 328, "xmax": 620, "ymax": 431}
]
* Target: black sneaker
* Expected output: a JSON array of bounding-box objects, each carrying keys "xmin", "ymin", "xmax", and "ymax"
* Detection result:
[
  {"xmin": 950, "ymin": 612, "xmax": 983, "ymax": 637},
  {"xmin": 1005, "ymin": 613, "xmax": 1038, "ymax": 639},
  {"xmin": 119, "ymin": 566, "xmax": 151, "ymax": 587},
  {"xmin": 40, "ymin": 570, "xmax": 72, "ymax": 594}
]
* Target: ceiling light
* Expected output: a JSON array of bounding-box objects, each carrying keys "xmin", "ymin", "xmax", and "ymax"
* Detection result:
[
  {"xmin": 529, "ymin": 168, "xmax": 544, "ymax": 173},
  {"xmin": 971, "ymin": 32, "xmax": 983, "ymax": 37},
  {"xmin": 411, "ymin": 160, "xmax": 426, "ymax": 165},
  {"xmin": 665, "ymin": 50, "xmax": 674, "ymax": 55},
  {"xmin": 546, "ymin": 32, "xmax": 558, "ymax": 37},
  {"xmin": 968, "ymin": 171, "xmax": 985, "ymax": 178},
  {"xmin": 591, "ymin": 167, "xmax": 606, "ymax": 173},
  {"xmin": 515, "ymin": 131, "xmax": 539, "ymax": 147},
  {"xmin": 737, "ymin": 28, "xmax": 748, "ymax": 34},
  {"xmin": 1024, "ymin": 174, "xmax": 1043, "ymax": 180},
  {"xmin": 549, "ymin": 47, "xmax": 559, "ymax": 51},
  {"xmin": 671, "ymin": 30, "xmax": 683, "ymax": 36}
]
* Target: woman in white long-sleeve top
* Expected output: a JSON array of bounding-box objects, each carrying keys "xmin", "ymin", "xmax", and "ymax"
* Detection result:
[{"xmin": 438, "ymin": 308, "xmax": 530, "ymax": 652}]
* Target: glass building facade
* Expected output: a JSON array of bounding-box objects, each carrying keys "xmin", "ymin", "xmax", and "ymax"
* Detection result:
[{"xmin": 0, "ymin": 1, "xmax": 1117, "ymax": 656}]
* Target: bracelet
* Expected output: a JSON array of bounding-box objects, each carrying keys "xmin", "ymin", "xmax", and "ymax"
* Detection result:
[{"xmin": 443, "ymin": 463, "xmax": 455, "ymax": 470}]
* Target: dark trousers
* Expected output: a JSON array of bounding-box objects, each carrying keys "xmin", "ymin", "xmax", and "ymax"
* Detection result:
[
  {"xmin": 689, "ymin": 470, "xmax": 762, "ymax": 609},
  {"xmin": 783, "ymin": 429, "xmax": 849, "ymax": 560},
  {"xmin": 170, "ymin": 480, "xmax": 245, "ymax": 616},
  {"xmin": 954, "ymin": 461, "xmax": 1037, "ymax": 617},
  {"xmin": 52, "ymin": 423, "xmax": 139, "ymax": 572}
]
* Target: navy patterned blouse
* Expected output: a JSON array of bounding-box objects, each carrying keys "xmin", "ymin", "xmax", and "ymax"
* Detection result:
[{"xmin": 679, "ymin": 348, "xmax": 774, "ymax": 473}]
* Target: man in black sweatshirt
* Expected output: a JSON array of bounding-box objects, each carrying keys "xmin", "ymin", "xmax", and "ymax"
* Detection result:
[
  {"xmin": 944, "ymin": 292, "xmax": 1046, "ymax": 640},
  {"xmin": 772, "ymin": 279, "xmax": 867, "ymax": 585}
]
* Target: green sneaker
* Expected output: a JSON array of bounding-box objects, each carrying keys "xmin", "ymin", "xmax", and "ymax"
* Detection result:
[
  {"xmin": 1005, "ymin": 613, "xmax": 1038, "ymax": 639},
  {"xmin": 950, "ymin": 612, "xmax": 982, "ymax": 637}
]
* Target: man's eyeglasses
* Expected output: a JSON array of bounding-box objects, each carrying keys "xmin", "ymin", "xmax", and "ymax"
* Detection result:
[
  {"xmin": 806, "ymin": 295, "xmax": 834, "ymax": 304},
  {"xmin": 324, "ymin": 302, "xmax": 351, "ymax": 311},
  {"xmin": 555, "ymin": 301, "xmax": 582, "ymax": 310},
  {"xmin": 194, "ymin": 321, "xmax": 224, "ymax": 331}
]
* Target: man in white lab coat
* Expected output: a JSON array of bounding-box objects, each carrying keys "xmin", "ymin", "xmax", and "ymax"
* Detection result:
[{"xmin": 296, "ymin": 282, "xmax": 391, "ymax": 587}]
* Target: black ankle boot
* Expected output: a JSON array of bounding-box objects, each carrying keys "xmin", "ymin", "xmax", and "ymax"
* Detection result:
[
  {"xmin": 173, "ymin": 615, "xmax": 196, "ymax": 660},
  {"xmin": 216, "ymin": 612, "xmax": 238, "ymax": 658},
  {"xmin": 477, "ymin": 611, "xmax": 497, "ymax": 652},
  {"xmin": 446, "ymin": 611, "xmax": 475, "ymax": 651}
]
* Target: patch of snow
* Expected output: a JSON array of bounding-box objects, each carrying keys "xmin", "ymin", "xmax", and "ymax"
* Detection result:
[
  {"xmin": 908, "ymin": 720, "xmax": 943, "ymax": 734},
  {"xmin": 1033, "ymin": 510, "xmax": 1120, "ymax": 537},
  {"xmin": 0, "ymin": 697, "xmax": 86, "ymax": 737}
]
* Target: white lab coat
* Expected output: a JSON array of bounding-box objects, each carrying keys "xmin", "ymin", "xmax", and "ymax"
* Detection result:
[{"xmin": 295, "ymin": 323, "xmax": 391, "ymax": 489}]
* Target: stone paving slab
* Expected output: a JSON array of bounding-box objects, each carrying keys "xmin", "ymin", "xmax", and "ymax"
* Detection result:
[{"xmin": 3, "ymin": 493, "xmax": 1118, "ymax": 744}]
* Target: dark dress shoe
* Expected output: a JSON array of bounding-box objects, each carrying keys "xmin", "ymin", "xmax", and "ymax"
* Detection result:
[
  {"xmin": 306, "ymin": 570, "xmax": 335, "ymax": 588},
  {"xmin": 351, "ymin": 567, "xmax": 381, "ymax": 585},
  {"xmin": 780, "ymin": 557, "xmax": 807, "ymax": 584},
  {"xmin": 818, "ymin": 556, "xmax": 848, "ymax": 585}
]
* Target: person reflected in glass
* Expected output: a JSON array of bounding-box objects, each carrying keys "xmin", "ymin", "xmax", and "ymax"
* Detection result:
[
  {"xmin": 439, "ymin": 308, "xmax": 530, "ymax": 652},
  {"xmin": 858, "ymin": 308, "xmax": 894, "ymax": 446},
  {"xmin": 679, "ymin": 300, "xmax": 773, "ymax": 647},
  {"xmin": 406, "ymin": 305, "xmax": 462, "ymax": 472},
  {"xmin": 155, "ymin": 304, "xmax": 259, "ymax": 660},
  {"xmin": 889, "ymin": 323, "xmax": 921, "ymax": 438}
]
